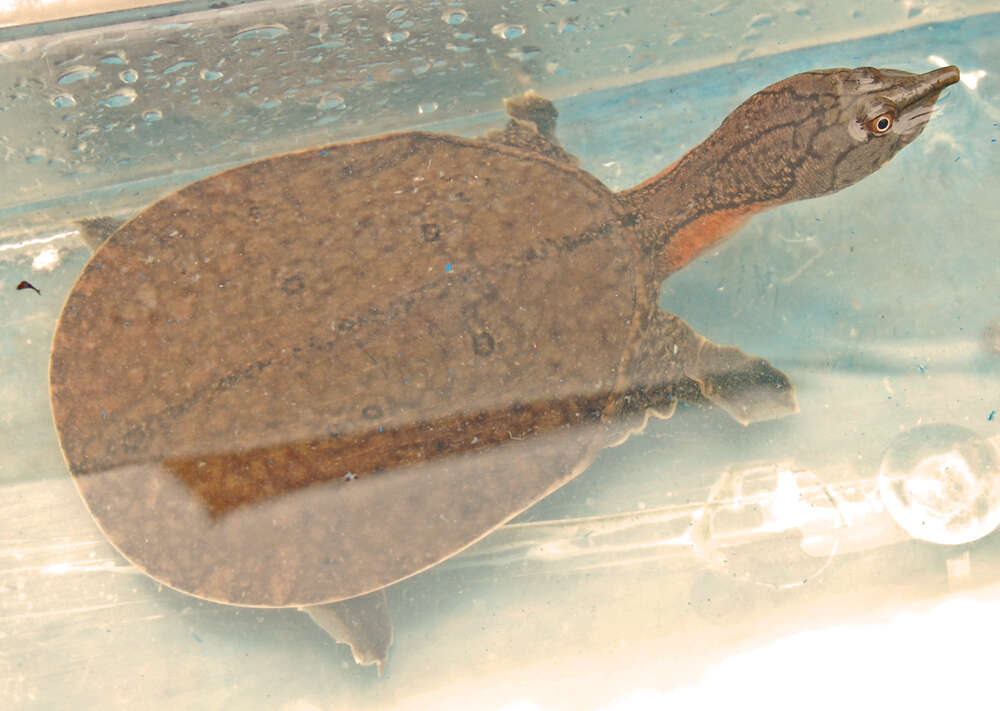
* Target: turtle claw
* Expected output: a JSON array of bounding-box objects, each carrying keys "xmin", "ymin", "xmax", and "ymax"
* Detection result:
[{"xmin": 685, "ymin": 340, "xmax": 798, "ymax": 425}]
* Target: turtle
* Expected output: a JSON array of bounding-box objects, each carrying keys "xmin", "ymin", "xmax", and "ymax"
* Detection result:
[{"xmin": 50, "ymin": 65, "xmax": 960, "ymax": 672}]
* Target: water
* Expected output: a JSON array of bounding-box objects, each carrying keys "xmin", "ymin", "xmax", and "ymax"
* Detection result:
[{"xmin": 1, "ymin": 2, "xmax": 998, "ymax": 709}]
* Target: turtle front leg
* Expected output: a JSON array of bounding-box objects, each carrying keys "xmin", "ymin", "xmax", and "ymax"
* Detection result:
[
  {"xmin": 76, "ymin": 217, "xmax": 126, "ymax": 252},
  {"xmin": 627, "ymin": 309, "xmax": 798, "ymax": 428},
  {"xmin": 300, "ymin": 589, "xmax": 393, "ymax": 674}
]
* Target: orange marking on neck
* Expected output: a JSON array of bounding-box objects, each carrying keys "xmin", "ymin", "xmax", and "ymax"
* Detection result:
[{"xmin": 662, "ymin": 203, "xmax": 768, "ymax": 274}]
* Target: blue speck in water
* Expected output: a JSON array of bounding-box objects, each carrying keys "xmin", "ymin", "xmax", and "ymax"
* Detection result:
[
  {"xmin": 990, "ymin": 410, "xmax": 996, "ymax": 421},
  {"xmin": 192, "ymin": 632, "xmax": 203, "ymax": 643},
  {"xmin": 318, "ymin": 149, "xmax": 329, "ymax": 156},
  {"xmin": 379, "ymin": 425, "xmax": 384, "ymax": 432},
  {"xmin": 444, "ymin": 263, "xmax": 452, "ymax": 272},
  {"xmin": 101, "ymin": 410, "xmax": 107, "ymax": 418}
]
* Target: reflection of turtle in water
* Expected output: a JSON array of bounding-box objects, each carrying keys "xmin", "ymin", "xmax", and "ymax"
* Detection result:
[{"xmin": 51, "ymin": 66, "xmax": 959, "ymax": 672}]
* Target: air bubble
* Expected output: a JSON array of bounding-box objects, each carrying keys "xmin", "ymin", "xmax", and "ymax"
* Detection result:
[
  {"xmin": 51, "ymin": 94, "xmax": 76, "ymax": 108},
  {"xmin": 418, "ymin": 101, "xmax": 438, "ymax": 115},
  {"xmin": 119, "ymin": 69, "xmax": 138, "ymax": 84},
  {"xmin": 386, "ymin": 5, "xmax": 407, "ymax": 20},
  {"xmin": 384, "ymin": 30, "xmax": 410, "ymax": 43},
  {"xmin": 200, "ymin": 69, "xmax": 223, "ymax": 81},
  {"xmin": 143, "ymin": 110, "xmax": 163, "ymax": 122},
  {"xmin": 878, "ymin": 424, "xmax": 1000, "ymax": 545}
]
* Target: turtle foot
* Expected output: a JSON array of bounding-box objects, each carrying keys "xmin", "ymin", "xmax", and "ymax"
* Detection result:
[
  {"xmin": 479, "ymin": 91, "xmax": 580, "ymax": 167},
  {"xmin": 503, "ymin": 91, "xmax": 559, "ymax": 138},
  {"xmin": 301, "ymin": 589, "xmax": 393, "ymax": 674},
  {"xmin": 685, "ymin": 340, "xmax": 798, "ymax": 425}
]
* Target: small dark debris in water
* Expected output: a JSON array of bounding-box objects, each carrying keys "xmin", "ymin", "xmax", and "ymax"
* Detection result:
[{"xmin": 16, "ymin": 280, "xmax": 40, "ymax": 295}]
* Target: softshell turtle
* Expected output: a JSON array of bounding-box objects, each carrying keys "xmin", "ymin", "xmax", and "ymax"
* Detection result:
[{"xmin": 50, "ymin": 65, "xmax": 959, "ymax": 671}]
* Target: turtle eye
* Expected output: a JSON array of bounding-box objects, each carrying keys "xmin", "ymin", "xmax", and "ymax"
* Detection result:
[{"xmin": 867, "ymin": 112, "xmax": 894, "ymax": 135}]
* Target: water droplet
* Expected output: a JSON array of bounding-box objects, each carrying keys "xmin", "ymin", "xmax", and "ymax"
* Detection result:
[
  {"xmin": 57, "ymin": 66, "xmax": 97, "ymax": 85},
  {"xmin": 748, "ymin": 13, "xmax": 774, "ymax": 27},
  {"xmin": 384, "ymin": 30, "xmax": 410, "ymax": 43},
  {"xmin": 508, "ymin": 47, "xmax": 541, "ymax": 62},
  {"xmin": 51, "ymin": 94, "xmax": 76, "ymax": 108},
  {"xmin": 307, "ymin": 40, "xmax": 345, "ymax": 50},
  {"xmin": 442, "ymin": 10, "xmax": 468, "ymax": 25},
  {"xmin": 492, "ymin": 23, "xmax": 526, "ymax": 40},
  {"xmin": 233, "ymin": 24, "xmax": 289, "ymax": 41},
  {"xmin": 163, "ymin": 61, "xmax": 196, "ymax": 75},
  {"xmin": 99, "ymin": 88, "xmax": 137, "ymax": 108},
  {"xmin": 878, "ymin": 424, "xmax": 1000, "ymax": 545},
  {"xmin": 317, "ymin": 94, "xmax": 345, "ymax": 111},
  {"xmin": 418, "ymin": 101, "xmax": 438, "ymax": 115},
  {"xmin": 119, "ymin": 69, "xmax": 138, "ymax": 84},
  {"xmin": 143, "ymin": 110, "xmax": 163, "ymax": 122},
  {"xmin": 200, "ymin": 69, "xmax": 223, "ymax": 81},
  {"xmin": 558, "ymin": 18, "xmax": 579, "ymax": 34}
]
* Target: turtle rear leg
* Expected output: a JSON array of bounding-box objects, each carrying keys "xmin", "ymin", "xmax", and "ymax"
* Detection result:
[
  {"xmin": 480, "ymin": 91, "xmax": 580, "ymax": 167},
  {"xmin": 628, "ymin": 309, "xmax": 798, "ymax": 428},
  {"xmin": 301, "ymin": 589, "xmax": 393, "ymax": 674}
]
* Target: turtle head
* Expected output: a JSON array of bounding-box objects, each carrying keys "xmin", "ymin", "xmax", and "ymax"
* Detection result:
[{"xmin": 711, "ymin": 65, "xmax": 960, "ymax": 202}]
